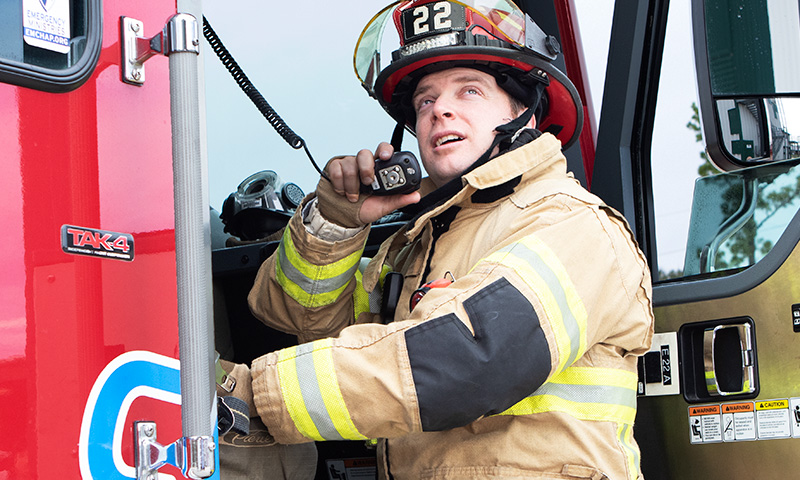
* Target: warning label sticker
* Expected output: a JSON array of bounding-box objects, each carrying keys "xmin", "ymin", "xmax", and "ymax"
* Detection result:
[
  {"xmin": 721, "ymin": 402, "xmax": 755, "ymax": 442},
  {"xmin": 789, "ymin": 398, "xmax": 800, "ymax": 437},
  {"xmin": 689, "ymin": 405, "xmax": 721, "ymax": 444},
  {"xmin": 689, "ymin": 398, "xmax": 799, "ymax": 444}
]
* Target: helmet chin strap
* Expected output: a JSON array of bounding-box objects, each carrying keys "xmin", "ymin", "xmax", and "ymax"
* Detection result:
[
  {"xmin": 391, "ymin": 121, "xmax": 406, "ymax": 152},
  {"xmin": 463, "ymin": 105, "xmax": 537, "ymax": 176},
  {"xmin": 465, "ymin": 76, "xmax": 546, "ymax": 173}
]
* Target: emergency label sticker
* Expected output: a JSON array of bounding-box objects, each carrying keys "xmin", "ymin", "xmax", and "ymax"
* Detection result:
[
  {"xmin": 756, "ymin": 399, "xmax": 791, "ymax": 439},
  {"xmin": 61, "ymin": 225, "xmax": 135, "ymax": 262},
  {"xmin": 326, "ymin": 457, "xmax": 377, "ymax": 480},
  {"xmin": 23, "ymin": 0, "xmax": 71, "ymax": 54}
]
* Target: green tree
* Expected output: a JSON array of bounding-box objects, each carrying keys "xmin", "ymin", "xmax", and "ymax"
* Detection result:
[{"xmin": 686, "ymin": 102, "xmax": 717, "ymax": 177}]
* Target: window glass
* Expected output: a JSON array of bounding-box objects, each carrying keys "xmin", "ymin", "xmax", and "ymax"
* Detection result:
[
  {"xmin": 650, "ymin": 0, "xmax": 704, "ymax": 281},
  {"xmin": 651, "ymin": 0, "xmax": 800, "ymax": 282},
  {"xmin": 682, "ymin": 158, "xmax": 800, "ymax": 276}
]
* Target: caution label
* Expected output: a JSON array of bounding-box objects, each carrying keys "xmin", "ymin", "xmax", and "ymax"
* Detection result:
[{"xmin": 756, "ymin": 399, "xmax": 791, "ymax": 439}]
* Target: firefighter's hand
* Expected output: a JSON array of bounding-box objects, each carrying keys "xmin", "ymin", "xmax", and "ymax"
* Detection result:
[
  {"xmin": 217, "ymin": 359, "xmax": 278, "ymax": 445},
  {"xmin": 318, "ymin": 142, "xmax": 421, "ymax": 227},
  {"xmin": 217, "ymin": 360, "xmax": 257, "ymax": 421}
]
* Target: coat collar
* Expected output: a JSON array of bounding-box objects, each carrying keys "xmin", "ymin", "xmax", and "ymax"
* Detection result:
[{"xmin": 362, "ymin": 133, "xmax": 566, "ymax": 291}]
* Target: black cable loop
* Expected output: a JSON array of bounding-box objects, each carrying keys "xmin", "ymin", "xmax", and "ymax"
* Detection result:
[{"xmin": 202, "ymin": 16, "xmax": 327, "ymax": 178}]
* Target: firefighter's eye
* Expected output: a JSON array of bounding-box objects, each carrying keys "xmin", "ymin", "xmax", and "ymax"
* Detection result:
[{"xmin": 416, "ymin": 97, "xmax": 434, "ymax": 111}]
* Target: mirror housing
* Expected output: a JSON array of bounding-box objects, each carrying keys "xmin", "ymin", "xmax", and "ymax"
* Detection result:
[{"xmin": 692, "ymin": 0, "xmax": 800, "ymax": 170}]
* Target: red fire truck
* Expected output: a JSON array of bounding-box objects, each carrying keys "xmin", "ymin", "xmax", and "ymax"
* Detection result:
[{"xmin": 2, "ymin": 0, "xmax": 799, "ymax": 479}]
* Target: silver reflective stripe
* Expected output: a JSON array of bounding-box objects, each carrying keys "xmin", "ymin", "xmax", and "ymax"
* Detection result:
[
  {"xmin": 500, "ymin": 242, "xmax": 582, "ymax": 366},
  {"xmin": 293, "ymin": 343, "xmax": 345, "ymax": 441},
  {"xmin": 532, "ymin": 381, "xmax": 637, "ymax": 410},
  {"xmin": 618, "ymin": 423, "xmax": 641, "ymax": 480},
  {"xmin": 278, "ymin": 242, "xmax": 360, "ymax": 295}
]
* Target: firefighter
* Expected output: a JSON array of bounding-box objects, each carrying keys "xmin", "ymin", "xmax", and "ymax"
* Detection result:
[{"xmin": 222, "ymin": 1, "xmax": 654, "ymax": 478}]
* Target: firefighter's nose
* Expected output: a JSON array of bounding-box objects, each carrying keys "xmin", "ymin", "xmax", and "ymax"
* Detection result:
[{"xmin": 432, "ymin": 98, "xmax": 455, "ymax": 119}]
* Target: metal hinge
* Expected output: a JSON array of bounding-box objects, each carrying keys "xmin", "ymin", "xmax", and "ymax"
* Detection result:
[
  {"xmin": 120, "ymin": 14, "xmax": 200, "ymax": 85},
  {"xmin": 134, "ymin": 421, "xmax": 215, "ymax": 480}
]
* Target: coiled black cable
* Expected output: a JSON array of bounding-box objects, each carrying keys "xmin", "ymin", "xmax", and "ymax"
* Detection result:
[{"xmin": 202, "ymin": 16, "xmax": 325, "ymax": 176}]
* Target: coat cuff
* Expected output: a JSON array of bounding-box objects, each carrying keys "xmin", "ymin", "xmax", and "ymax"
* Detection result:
[
  {"xmin": 302, "ymin": 198, "xmax": 366, "ymax": 242},
  {"xmin": 251, "ymin": 352, "xmax": 314, "ymax": 444}
]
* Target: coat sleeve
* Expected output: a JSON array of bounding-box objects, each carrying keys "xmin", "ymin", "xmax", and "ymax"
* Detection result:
[
  {"xmin": 247, "ymin": 196, "xmax": 375, "ymax": 343},
  {"xmin": 249, "ymin": 193, "xmax": 654, "ymax": 445}
]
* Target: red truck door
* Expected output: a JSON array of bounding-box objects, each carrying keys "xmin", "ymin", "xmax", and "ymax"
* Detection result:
[{"xmin": 0, "ymin": 1, "xmax": 214, "ymax": 479}]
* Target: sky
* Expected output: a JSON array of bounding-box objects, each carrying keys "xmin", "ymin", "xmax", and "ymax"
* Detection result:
[{"xmin": 201, "ymin": 0, "xmax": 704, "ymax": 274}]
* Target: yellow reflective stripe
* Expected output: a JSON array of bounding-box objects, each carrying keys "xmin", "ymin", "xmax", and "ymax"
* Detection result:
[
  {"xmin": 277, "ymin": 346, "xmax": 324, "ymax": 441},
  {"xmin": 354, "ymin": 263, "xmax": 392, "ymax": 319},
  {"xmin": 496, "ymin": 367, "xmax": 638, "ymax": 424},
  {"xmin": 550, "ymin": 366, "xmax": 638, "ymax": 390},
  {"xmin": 311, "ymin": 340, "xmax": 368, "ymax": 440},
  {"xmin": 276, "ymin": 228, "xmax": 363, "ymax": 308},
  {"xmin": 618, "ymin": 423, "xmax": 641, "ymax": 480},
  {"xmin": 276, "ymin": 259, "xmax": 351, "ymax": 308},
  {"xmin": 276, "ymin": 340, "xmax": 367, "ymax": 441},
  {"xmin": 481, "ymin": 235, "xmax": 587, "ymax": 372},
  {"xmin": 353, "ymin": 269, "xmax": 370, "ymax": 319}
]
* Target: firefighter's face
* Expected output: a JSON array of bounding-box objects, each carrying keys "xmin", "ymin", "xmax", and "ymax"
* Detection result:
[{"xmin": 412, "ymin": 68, "xmax": 533, "ymax": 187}]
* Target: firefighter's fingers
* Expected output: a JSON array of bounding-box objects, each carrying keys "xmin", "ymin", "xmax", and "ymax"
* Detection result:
[
  {"xmin": 358, "ymin": 191, "xmax": 421, "ymax": 225},
  {"xmin": 327, "ymin": 155, "xmax": 361, "ymax": 202},
  {"xmin": 374, "ymin": 142, "xmax": 395, "ymax": 162},
  {"xmin": 354, "ymin": 148, "xmax": 378, "ymax": 194},
  {"xmin": 338, "ymin": 153, "xmax": 366, "ymax": 202},
  {"xmin": 326, "ymin": 157, "xmax": 348, "ymax": 194}
]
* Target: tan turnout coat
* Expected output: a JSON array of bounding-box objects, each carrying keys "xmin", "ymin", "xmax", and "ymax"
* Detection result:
[{"xmin": 248, "ymin": 133, "xmax": 654, "ymax": 479}]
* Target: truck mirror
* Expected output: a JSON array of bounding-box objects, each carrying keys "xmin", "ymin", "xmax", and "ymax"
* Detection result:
[{"xmin": 692, "ymin": 0, "xmax": 800, "ymax": 170}]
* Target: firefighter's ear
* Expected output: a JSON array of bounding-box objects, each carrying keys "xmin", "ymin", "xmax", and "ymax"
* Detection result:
[{"xmin": 528, "ymin": 112, "xmax": 537, "ymax": 129}]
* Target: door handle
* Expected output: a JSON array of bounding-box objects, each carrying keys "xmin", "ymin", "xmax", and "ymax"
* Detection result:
[{"xmin": 703, "ymin": 323, "xmax": 756, "ymax": 396}]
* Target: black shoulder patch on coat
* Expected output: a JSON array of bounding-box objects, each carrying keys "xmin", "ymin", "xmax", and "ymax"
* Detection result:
[{"xmin": 404, "ymin": 278, "xmax": 551, "ymax": 431}]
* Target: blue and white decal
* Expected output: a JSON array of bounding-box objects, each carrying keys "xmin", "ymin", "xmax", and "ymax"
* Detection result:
[{"xmin": 78, "ymin": 351, "xmax": 219, "ymax": 480}]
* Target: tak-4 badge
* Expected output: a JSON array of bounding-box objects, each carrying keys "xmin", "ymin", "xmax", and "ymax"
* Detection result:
[{"xmin": 62, "ymin": 225, "xmax": 135, "ymax": 262}]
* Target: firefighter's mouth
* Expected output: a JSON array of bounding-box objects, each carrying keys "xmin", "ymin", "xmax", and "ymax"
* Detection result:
[{"xmin": 435, "ymin": 134, "xmax": 464, "ymax": 148}]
